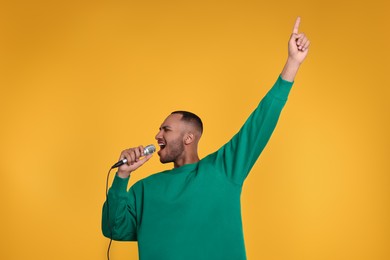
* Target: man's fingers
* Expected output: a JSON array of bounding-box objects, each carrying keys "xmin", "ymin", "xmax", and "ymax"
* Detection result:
[
  {"xmin": 137, "ymin": 154, "xmax": 153, "ymax": 166},
  {"xmin": 117, "ymin": 146, "xmax": 153, "ymax": 175},
  {"xmin": 133, "ymin": 148, "xmax": 140, "ymax": 162},
  {"xmin": 121, "ymin": 150, "xmax": 132, "ymax": 165},
  {"xmin": 121, "ymin": 149, "xmax": 137, "ymax": 165},
  {"xmin": 299, "ymin": 36, "xmax": 308, "ymax": 50},
  {"xmin": 134, "ymin": 146, "xmax": 144, "ymax": 162},
  {"xmin": 292, "ymin": 16, "xmax": 301, "ymax": 34},
  {"xmin": 302, "ymin": 40, "xmax": 310, "ymax": 52},
  {"xmin": 128, "ymin": 150, "xmax": 137, "ymax": 165},
  {"xmin": 120, "ymin": 146, "xmax": 148, "ymax": 165},
  {"xmin": 128, "ymin": 153, "xmax": 153, "ymax": 170},
  {"xmin": 295, "ymin": 33, "xmax": 306, "ymax": 50}
]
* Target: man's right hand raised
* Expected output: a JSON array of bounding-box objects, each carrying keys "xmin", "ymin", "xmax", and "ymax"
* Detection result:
[{"xmin": 117, "ymin": 146, "xmax": 153, "ymax": 178}]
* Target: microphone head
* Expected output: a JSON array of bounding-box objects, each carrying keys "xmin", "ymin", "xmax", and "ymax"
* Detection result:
[{"xmin": 144, "ymin": 144, "xmax": 156, "ymax": 155}]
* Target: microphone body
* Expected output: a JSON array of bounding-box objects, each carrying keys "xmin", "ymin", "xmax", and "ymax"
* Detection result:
[{"xmin": 111, "ymin": 144, "xmax": 156, "ymax": 168}]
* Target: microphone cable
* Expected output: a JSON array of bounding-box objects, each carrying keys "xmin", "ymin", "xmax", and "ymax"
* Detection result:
[
  {"xmin": 104, "ymin": 145, "xmax": 155, "ymax": 259},
  {"xmin": 105, "ymin": 166, "xmax": 115, "ymax": 260}
]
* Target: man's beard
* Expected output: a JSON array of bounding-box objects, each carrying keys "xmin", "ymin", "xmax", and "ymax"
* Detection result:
[
  {"xmin": 160, "ymin": 138, "xmax": 185, "ymax": 164},
  {"xmin": 160, "ymin": 138, "xmax": 184, "ymax": 163}
]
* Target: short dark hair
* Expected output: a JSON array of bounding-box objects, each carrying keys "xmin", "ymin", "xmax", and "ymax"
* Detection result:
[{"xmin": 171, "ymin": 111, "xmax": 203, "ymax": 134}]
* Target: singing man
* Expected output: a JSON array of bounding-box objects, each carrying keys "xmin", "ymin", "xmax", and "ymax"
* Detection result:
[{"xmin": 102, "ymin": 17, "xmax": 310, "ymax": 260}]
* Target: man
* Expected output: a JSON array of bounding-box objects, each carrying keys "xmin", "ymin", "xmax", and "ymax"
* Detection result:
[{"xmin": 102, "ymin": 17, "xmax": 310, "ymax": 260}]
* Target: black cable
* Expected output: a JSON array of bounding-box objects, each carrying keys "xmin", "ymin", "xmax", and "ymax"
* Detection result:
[{"xmin": 105, "ymin": 167, "xmax": 115, "ymax": 260}]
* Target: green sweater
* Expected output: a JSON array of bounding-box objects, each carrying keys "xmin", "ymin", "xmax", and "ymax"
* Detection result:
[{"xmin": 102, "ymin": 76, "xmax": 293, "ymax": 260}]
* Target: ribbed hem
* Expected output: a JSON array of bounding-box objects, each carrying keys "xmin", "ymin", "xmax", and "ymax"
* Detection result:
[
  {"xmin": 111, "ymin": 173, "xmax": 130, "ymax": 192},
  {"xmin": 268, "ymin": 75, "xmax": 294, "ymax": 100}
]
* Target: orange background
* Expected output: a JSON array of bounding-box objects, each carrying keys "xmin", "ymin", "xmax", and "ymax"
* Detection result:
[{"xmin": 0, "ymin": 1, "xmax": 389, "ymax": 259}]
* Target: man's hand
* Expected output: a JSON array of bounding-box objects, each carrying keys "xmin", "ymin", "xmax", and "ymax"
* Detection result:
[
  {"xmin": 117, "ymin": 146, "xmax": 153, "ymax": 178},
  {"xmin": 288, "ymin": 17, "xmax": 310, "ymax": 64},
  {"xmin": 281, "ymin": 17, "xmax": 310, "ymax": 82}
]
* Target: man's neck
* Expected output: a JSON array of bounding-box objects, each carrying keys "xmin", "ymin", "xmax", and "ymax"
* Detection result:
[{"xmin": 174, "ymin": 154, "xmax": 200, "ymax": 168}]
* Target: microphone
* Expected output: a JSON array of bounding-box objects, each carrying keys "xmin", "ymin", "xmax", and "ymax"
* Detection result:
[{"xmin": 111, "ymin": 144, "xmax": 156, "ymax": 169}]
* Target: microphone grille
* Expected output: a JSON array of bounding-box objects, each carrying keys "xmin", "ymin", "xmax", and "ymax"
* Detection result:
[{"xmin": 144, "ymin": 144, "xmax": 156, "ymax": 155}]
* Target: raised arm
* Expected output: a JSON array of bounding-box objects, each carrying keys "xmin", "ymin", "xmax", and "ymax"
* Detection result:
[{"xmin": 210, "ymin": 17, "xmax": 310, "ymax": 185}]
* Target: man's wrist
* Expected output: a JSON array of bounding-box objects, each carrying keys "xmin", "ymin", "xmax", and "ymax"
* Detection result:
[
  {"xmin": 281, "ymin": 58, "xmax": 301, "ymax": 82},
  {"xmin": 117, "ymin": 170, "xmax": 131, "ymax": 179}
]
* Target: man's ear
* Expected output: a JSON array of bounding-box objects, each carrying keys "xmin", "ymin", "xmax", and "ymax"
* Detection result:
[{"xmin": 184, "ymin": 133, "xmax": 195, "ymax": 145}]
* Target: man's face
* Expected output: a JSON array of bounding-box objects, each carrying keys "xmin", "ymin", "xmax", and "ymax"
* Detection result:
[{"xmin": 155, "ymin": 114, "xmax": 186, "ymax": 164}]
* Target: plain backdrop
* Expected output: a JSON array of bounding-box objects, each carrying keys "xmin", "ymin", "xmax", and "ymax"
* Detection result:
[{"xmin": 0, "ymin": 0, "xmax": 389, "ymax": 259}]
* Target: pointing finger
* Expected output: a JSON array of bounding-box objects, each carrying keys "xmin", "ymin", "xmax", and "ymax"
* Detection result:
[{"xmin": 292, "ymin": 17, "xmax": 301, "ymax": 34}]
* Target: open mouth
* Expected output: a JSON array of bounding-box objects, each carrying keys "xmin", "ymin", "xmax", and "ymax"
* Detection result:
[{"xmin": 158, "ymin": 142, "xmax": 166, "ymax": 150}]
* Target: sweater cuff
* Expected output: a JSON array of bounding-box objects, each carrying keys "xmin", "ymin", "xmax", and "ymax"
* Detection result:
[
  {"xmin": 110, "ymin": 173, "xmax": 130, "ymax": 192},
  {"xmin": 268, "ymin": 75, "xmax": 294, "ymax": 100}
]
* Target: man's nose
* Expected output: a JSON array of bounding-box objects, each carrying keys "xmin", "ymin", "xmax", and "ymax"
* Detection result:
[{"xmin": 155, "ymin": 130, "xmax": 162, "ymax": 140}]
